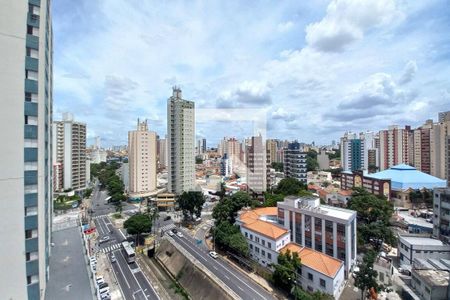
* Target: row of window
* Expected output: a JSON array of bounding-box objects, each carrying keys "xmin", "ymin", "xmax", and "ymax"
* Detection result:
[
  {"xmin": 244, "ymin": 231, "xmax": 272, "ymax": 249},
  {"xmin": 249, "ymin": 244, "xmax": 272, "ymax": 260}
]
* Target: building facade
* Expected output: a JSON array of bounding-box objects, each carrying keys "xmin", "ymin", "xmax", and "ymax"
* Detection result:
[
  {"xmin": 379, "ymin": 125, "xmax": 412, "ymax": 171},
  {"xmin": 0, "ymin": 1, "xmax": 53, "ymax": 298},
  {"xmin": 284, "ymin": 141, "xmax": 307, "ymax": 183},
  {"xmin": 398, "ymin": 234, "xmax": 450, "ymax": 266},
  {"xmin": 340, "ymin": 131, "xmax": 378, "ymax": 172},
  {"xmin": 52, "ymin": 113, "xmax": 87, "ymax": 192},
  {"xmin": 430, "ymin": 118, "xmax": 450, "ymax": 181},
  {"xmin": 246, "ymin": 135, "xmax": 267, "ymax": 193},
  {"xmin": 128, "ymin": 119, "xmax": 157, "ymax": 196},
  {"xmin": 167, "ymin": 87, "xmax": 195, "ymax": 194},
  {"xmin": 157, "ymin": 137, "xmax": 168, "ymax": 169},
  {"xmin": 411, "ymin": 120, "xmax": 432, "ymax": 175},
  {"xmin": 277, "ymin": 196, "xmax": 357, "ymax": 275},
  {"xmin": 433, "ymin": 188, "xmax": 450, "ymax": 243},
  {"xmin": 340, "ymin": 171, "xmax": 391, "ymax": 199}
]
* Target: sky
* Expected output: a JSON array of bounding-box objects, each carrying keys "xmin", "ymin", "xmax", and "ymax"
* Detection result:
[{"xmin": 52, "ymin": 0, "xmax": 450, "ymax": 147}]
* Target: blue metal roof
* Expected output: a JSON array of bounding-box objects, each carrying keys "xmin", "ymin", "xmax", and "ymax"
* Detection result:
[{"xmin": 367, "ymin": 164, "xmax": 447, "ymax": 190}]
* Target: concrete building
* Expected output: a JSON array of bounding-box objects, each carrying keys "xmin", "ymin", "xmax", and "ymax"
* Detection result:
[
  {"xmin": 430, "ymin": 117, "xmax": 450, "ymax": 181},
  {"xmin": 52, "ymin": 113, "xmax": 87, "ymax": 192},
  {"xmin": 277, "ymin": 196, "xmax": 357, "ymax": 275},
  {"xmin": 128, "ymin": 119, "xmax": 157, "ymax": 196},
  {"xmin": 202, "ymin": 138, "xmax": 206, "ymax": 153},
  {"xmin": 157, "ymin": 137, "xmax": 168, "ymax": 169},
  {"xmin": 341, "ymin": 170, "xmax": 391, "ymax": 199},
  {"xmin": 246, "ymin": 135, "xmax": 267, "ymax": 193},
  {"xmin": 120, "ymin": 162, "xmax": 129, "ymax": 192},
  {"xmin": 0, "ymin": 1, "xmax": 53, "ymax": 298},
  {"xmin": 398, "ymin": 234, "xmax": 450, "ymax": 266},
  {"xmin": 317, "ymin": 150, "xmax": 329, "ymax": 170},
  {"xmin": 411, "ymin": 258, "xmax": 450, "ymax": 300},
  {"xmin": 438, "ymin": 111, "xmax": 450, "ymax": 123},
  {"xmin": 266, "ymin": 139, "xmax": 278, "ymax": 165},
  {"xmin": 167, "ymin": 87, "xmax": 195, "ymax": 194},
  {"xmin": 220, "ymin": 153, "xmax": 232, "ymax": 177},
  {"xmin": 152, "ymin": 193, "xmax": 176, "ymax": 211},
  {"xmin": 433, "ymin": 188, "xmax": 450, "ymax": 243},
  {"xmin": 379, "ymin": 125, "xmax": 412, "ymax": 171},
  {"xmin": 236, "ymin": 207, "xmax": 345, "ymax": 298},
  {"xmin": 340, "ymin": 131, "xmax": 378, "ymax": 172},
  {"xmin": 89, "ymin": 149, "xmax": 107, "ymax": 164},
  {"xmin": 411, "ymin": 120, "xmax": 433, "ymax": 175},
  {"xmin": 284, "ymin": 141, "xmax": 307, "ymax": 183},
  {"xmin": 373, "ymin": 255, "xmax": 393, "ymax": 286}
]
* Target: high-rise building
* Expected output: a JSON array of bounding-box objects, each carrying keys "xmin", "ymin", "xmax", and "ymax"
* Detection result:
[
  {"xmin": 52, "ymin": 113, "xmax": 87, "ymax": 192},
  {"xmin": 411, "ymin": 120, "xmax": 432, "ymax": 175},
  {"xmin": 438, "ymin": 111, "xmax": 450, "ymax": 123},
  {"xmin": 220, "ymin": 153, "xmax": 232, "ymax": 177},
  {"xmin": 202, "ymin": 138, "xmax": 206, "ymax": 153},
  {"xmin": 340, "ymin": 131, "xmax": 377, "ymax": 172},
  {"xmin": 433, "ymin": 188, "xmax": 450, "ymax": 243},
  {"xmin": 317, "ymin": 150, "xmax": 330, "ymax": 170},
  {"xmin": 128, "ymin": 119, "xmax": 157, "ymax": 195},
  {"xmin": 284, "ymin": 141, "xmax": 307, "ymax": 183},
  {"xmin": 430, "ymin": 117, "xmax": 450, "ymax": 181},
  {"xmin": 266, "ymin": 139, "xmax": 277, "ymax": 165},
  {"xmin": 0, "ymin": 1, "xmax": 53, "ymax": 298},
  {"xmin": 197, "ymin": 139, "xmax": 202, "ymax": 155},
  {"xmin": 157, "ymin": 137, "xmax": 168, "ymax": 169},
  {"xmin": 246, "ymin": 135, "xmax": 267, "ymax": 193},
  {"xmin": 167, "ymin": 87, "xmax": 195, "ymax": 194},
  {"xmin": 379, "ymin": 125, "xmax": 412, "ymax": 171}
]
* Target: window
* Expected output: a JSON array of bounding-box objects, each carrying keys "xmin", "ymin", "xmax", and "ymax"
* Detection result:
[
  {"xmin": 27, "ymin": 26, "xmax": 39, "ymax": 37},
  {"xmin": 26, "ymin": 251, "xmax": 38, "ymax": 261},
  {"xmin": 261, "ymin": 250, "xmax": 265, "ymax": 256},
  {"xmin": 308, "ymin": 273, "xmax": 313, "ymax": 281},
  {"xmin": 25, "ymin": 206, "xmax": 38, "ymax": 216},
  {"xmin": 250, "ymin": 234, "xmax": 253, "ymax": 240},
  {"xmin": 26, "ymin": 48, "xmax": 39, "ymax": 59},
  {"xmin": 268, "ymin": 242, "xmax": 272, "ymax": 249},
  {"xmin": 249, "ymin": 244, "xmax": 253, "ymax": 250},
  {"xmin": 29, "ymin": 4, "xmax": 40, "ymax": 16},
  {"xmin": 27, "ymin": 275, "xmax": 38, "ymax": 285},
  {"xmin": 262, "ymin": 240, "xmax": 265, "ymax": 246},
  {"xmin": 379, "ymin": 272, "xmax": 384, "ymax": 282},
  {"xmin": 245, "ymin": 232, "xmax": 248, "ymax": 238},
  {"xmin": 320, "ymin": 278, "xmax": 326, "ymax": 288},
  {"xmin": 415, "ymin": 250, "xmax": 421, "ymax": 253},
  {"xmin": 255, "ymin": 247, "xmax": 260, "ymax": 253},
  {"xmin": 26, "ymin": 70, "xmax": 38, "ymax": 80},
  {"xmin": 267, "ymin": 253, "xmax": 272, "ymax": 260},
  {"xmin": 25, "ymin": 229, "xmax": 37, "ymax": 239}
]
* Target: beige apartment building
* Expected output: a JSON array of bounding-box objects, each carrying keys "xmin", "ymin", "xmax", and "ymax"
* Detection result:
[
  {"xmin": 430, "ymin": 114, "xmax": 450, "ymax": 181},
  {"xmin": 246, "ymin": 135, "xmax": 267, "ymax": 193},
  {"xmin": 128, "ymin": 119, "xmax": 157, "ymax": 196},
  {"xmin": 52, "ymin": 113, "xmax": 87, "ymax": 191}
]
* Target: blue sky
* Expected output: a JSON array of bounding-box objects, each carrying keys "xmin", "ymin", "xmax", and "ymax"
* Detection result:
[{"xmin": 52, "ymin": 0, "xmax": 450, "ymax": 147}]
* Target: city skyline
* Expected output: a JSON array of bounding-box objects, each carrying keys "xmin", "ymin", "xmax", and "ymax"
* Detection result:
[{"xmin": 53, "ymin": 0, "xmax": 450, "ymax": 146}]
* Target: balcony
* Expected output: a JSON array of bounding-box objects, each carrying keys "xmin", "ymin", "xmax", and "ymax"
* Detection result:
[{"xmin": 26, "ymin": 34, "xmax": 39, "ymax": 50}]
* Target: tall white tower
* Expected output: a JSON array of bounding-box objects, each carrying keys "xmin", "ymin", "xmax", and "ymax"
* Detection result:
[
  {"xmin": 167, "ymin": 87, "xmax": 195, "ymax": 194},
  {"xmin": 0, "ymin": 1, "xmax": 53, "ymax": 298}
]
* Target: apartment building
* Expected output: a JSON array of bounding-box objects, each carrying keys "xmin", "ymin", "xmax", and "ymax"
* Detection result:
[
  {"xmin": 433, "ymin": 188, "xmax": 450, "ymax": 243},
  {"xmin": 52, "ymin": 113, "xmax": 87, "ymax": 192},
  {"xmin": 128, "ymin": 119, "xmax": 157, "ymax": 196},
  {"xmin": 398, "ymin": 234, "xmax": 450, "ymax": 266},
  {"xmin": 379, "ymin": 125, "xmax": 412, "ymax": 171},
  {"xmin": 430, "ymin": 117, "xmax": 450, "ymax": 181},
  {"xmin": 277, "ymin": 196, "xmax": 357, "ymax": 275},
  {"xmin": 246, "ymin": 135, "xmax": 267, "ymax": 193},
  {"xmin": 284, "ymin": 141, "xmax": 307, "ymax": 183},
  {"xmin": 157, "ymin": 137, "xmax": 168, "ymax": 169},
  {"xmin": 266, "ymin": 139, "xmax": 278, "ymax": 165},
  {"xmin": 167, "ymin": 87, "xmax": 195, "ymax": 194},
  {"xmin": 411, "ymin": 120, "xmax": 433, "ymax": 175},
  {"xmin": 340, "ymin": 131, "xmax": 378, "ymax": 172},
  {"xmin": 0, "ymin": 1, "xmax": 53, "ymax": 298}
]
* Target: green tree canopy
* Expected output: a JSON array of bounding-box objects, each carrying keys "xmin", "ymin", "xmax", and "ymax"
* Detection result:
[
  {"xmin": 348, "ymin": 188, "xmax": 393, "ymax": 225},
  {"xmin": 271, "ymin": 162, "xmax": 284, "ymax": 172},
  {"xmin": 274, "ymin": 178, "xmax": 307, "ymax": 195},
  {"xmin": 213, "ymin": 221, "xmax": 249, "ymax": 257},
  {"xmin": 177, "ymin": 191, "xmax": 205, "ymax": 220},
  {"xmin": 272, "ymin": 249, "xmax": 302, "ymax": 292},
  {"xmin": 354, "ymin": 250, "xmax": 378, "ymax": 299},
  {"xmin": 212, "ymin": 191, "xmax": 256, "ymax": 224},
  {"xmin": 123, "ymin": 213, "xmax": 153, "ymax": 245}
]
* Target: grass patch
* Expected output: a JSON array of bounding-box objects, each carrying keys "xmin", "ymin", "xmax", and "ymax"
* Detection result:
[{"xmin": 112, "ymin": 212, "xmax": 123, "ymax": 219}]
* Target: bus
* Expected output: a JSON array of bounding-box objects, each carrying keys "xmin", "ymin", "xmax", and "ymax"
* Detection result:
[{"xmin": 121, "ymin": 241, "xmax": 135, "ymax": 263}]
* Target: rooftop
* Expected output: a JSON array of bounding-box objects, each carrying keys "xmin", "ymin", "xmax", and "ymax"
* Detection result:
[
  {"xmin": 400, "ymin": 235, "xmax": 446, "ymax": 246},
  {"xmin": 414, "ymin": 269, "xmax": 449, "ymax": 287},
  {"xmin": 280, "ymin": 243, "xmax": 343, "ymax": 278},
  {"xmin": 367, "ymin": 164, "xmax": 447, "ymax": 191},
  {"xmin": 238, "ymin": 207, "xmax": 289, "ymax": 240}
]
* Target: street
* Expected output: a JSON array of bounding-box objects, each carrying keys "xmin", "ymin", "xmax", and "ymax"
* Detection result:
[
  {"xmin": 90, "ymin": 182, "xmax": 159, "ymax": 300},
  {"xmin": 167, "ymin": 225, "xmax": 277, "ymax": 300}
]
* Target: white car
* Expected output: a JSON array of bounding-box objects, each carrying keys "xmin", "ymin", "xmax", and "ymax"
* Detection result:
[
  {"xmin": 167, "ymin": 231, "xmax": 174, "ymax": 237},
  {"xmin": 96, "ymin": 276, "xmax": 105, "ymax": 286},
  {"xmin": 209, "ymin": 251, "xmax": 218, "ymax": 259},
  {"xmin": 99, "ymin": 236, "xmax": 110, "ymax": 244},
  {"xmin": 176, "ymin": 232, "xmax": 184, "ymax": 238}
]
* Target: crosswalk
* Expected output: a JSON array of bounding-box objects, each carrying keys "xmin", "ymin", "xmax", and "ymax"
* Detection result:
[
  {"xmin": 99, "ymin": 243, "xmax": 121, "ymax": 254},
  {"xmin": 159, "ymin": 223, "xmax": 176, "ymax": 232},
  {"xmin": 92, "ymin": 214, "xmax": 108, "ymax": 220}
]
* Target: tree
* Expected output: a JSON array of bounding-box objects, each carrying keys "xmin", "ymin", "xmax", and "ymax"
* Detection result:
[
  {"xmin": 213, "ymin": 221, "xmax": 249, "ymax": 257},
  {"xmin": 354, "ymin": 250, "xmax": 378, "ymax": 300},
  {"xmin": 263, "ymin": 193, "xmax": 285, "ymax": 207},
  {"xmin": 306, "ymin": 150, "xmax": 319, "ymax": 171},
  {"xmin": 328, "ymin": 149, "xmax": 341, "ymax": 160},
  {"xmin": 195, "ymin": 157, "xmax": 203, "ymax": 164},
  {"xmin": 212, "ymin": 191, "xmax": 256, "ymax": 224},
  {"xmin": 348, "ymin": 188, "xmax": 393, "ymax": 225},
  {"xmin": 271, "ymin": 162, "xmax": 284, "ymax": 172},
  {"xmin": 123, "ymin": 213, "xmax": 152, "ymax": 245},
  {"xmin": 177, "ymin": 191, "xmax": 205, "ymax": 220},
  {"xmin": 274, "ymin": 178, "xmax": 307, "ymax": 195},
  {"xmin": 83, "ymin": 188, "xmax": 93, "ymax": 198},
  {"xmin": 272, "ymin": 249, "xmax": 302, "ymax": 292}
]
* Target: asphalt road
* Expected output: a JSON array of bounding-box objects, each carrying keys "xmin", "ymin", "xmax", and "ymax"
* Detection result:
[{"xmin": 169, "ymin": 227, "xmax": 276, "ymax": 300}]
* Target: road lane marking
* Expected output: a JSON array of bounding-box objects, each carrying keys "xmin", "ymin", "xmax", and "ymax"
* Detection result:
[
  {"xmin": 224, "ymin": 275, "xmax": 230, "ymax": 280},
  {"xmin": 238, "ymin": 286, "xmax": 244, "ymax": 291},
  {"xmin": 213, "ymin": 266, "xmax": 218, "ymax": 271},
  {"xmin": 114, "ymin": 253, "xmax": 131, "ymax": 289},
  {"xmin": 176, "ymin": 238, "xmax": 208, "ymax": 262}
]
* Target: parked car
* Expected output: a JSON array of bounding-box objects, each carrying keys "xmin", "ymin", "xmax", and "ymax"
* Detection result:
[
  {"xmin": 164, "ymin": 215, "xmax": 171, "ymax": 221},
  {"xmin": 99, "ymin": 236, "xmax": 110, "ymax": 244},
  {"xmin": 209, "ymin": 251, "xmax": 218, "ymax": 259},
  {"xmin": 95, "ymin": 276, "xmax": 104, "ymax": 285},
  {"xmin": 167, "ymin": 231, "xmax": 174, "ymax": 237},
  {"xmin": 110, "ymin": 254, "xmax": 116, "ymax": 263},
  {"xmin": 171, "ymin": 228, "xmax": 178, "ymax": 234},
  {"xmin": 176, "ymin": 232, "xmax": 184, "ymax": 238}
]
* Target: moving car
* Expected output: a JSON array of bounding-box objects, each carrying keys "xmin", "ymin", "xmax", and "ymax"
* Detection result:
[
  {"xmin": 99, "ymin": 236, "xmax": 110, "ymax": 244},
  {"xmin": 209, "ymin": 251, "xmax": 218, "ymax": 259},
  {"xmin": 110, "ymin": 254, "xmax": 116, "ymax": 263},
  {"xmin": 167, "ymin": 231, "xmax": 174, "ymax": 237},
  {"xmin": 176, "ymin": 232, "xmax": 183, "ymax": 238}
]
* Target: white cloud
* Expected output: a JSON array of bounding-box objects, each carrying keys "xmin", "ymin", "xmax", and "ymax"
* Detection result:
[
  {"xmin": 305, "ymin": 0, "xmax": 400, "ymax": 52},
  {"xmin": 398, "ymin": 60, "xmax": 418, "ymax": 85},
  {"xmin": 277, "ymin": 21, "xmax": 294, "ymax": 33}
]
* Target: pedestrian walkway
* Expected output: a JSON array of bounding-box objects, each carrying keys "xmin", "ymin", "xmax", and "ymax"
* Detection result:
[
  {"xmin": 92, "ymin": 214, "xmax": 108, "ymax": 220},
  {"xmin": 99, "ymin": 243, "xmax": 121, "ymax": 254},
  {"xmin": 159, "ymin": 223, "xmax": 176, "ymax": 232}
]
